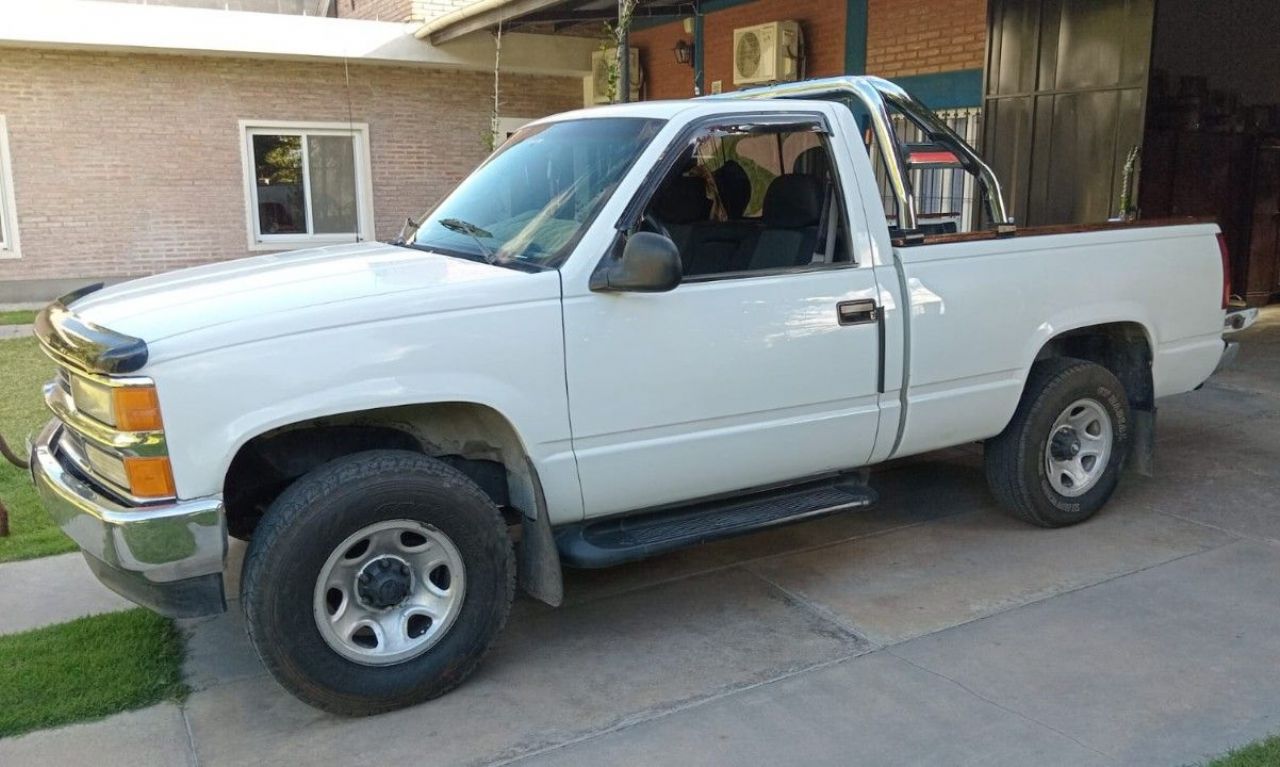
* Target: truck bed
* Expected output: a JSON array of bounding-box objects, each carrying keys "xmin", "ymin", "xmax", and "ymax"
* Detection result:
[
  {"xmin": 892, "ymin": 216, "xmax": 1216, "ymax": 248},
  {"xmin": 884, "ymin": 219, "xmax": 1226, "ymax": 459}
]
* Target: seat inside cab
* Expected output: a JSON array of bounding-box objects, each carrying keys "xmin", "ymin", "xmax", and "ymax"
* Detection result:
[{"xmin": 642, "ymin": 124, "xmax": 852, "ymax": 278}]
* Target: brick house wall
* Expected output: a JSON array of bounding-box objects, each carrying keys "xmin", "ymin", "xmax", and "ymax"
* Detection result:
[
  {"xmin": 336, "ymin": 0, "xmax": 415, "ymax": 21},
  {"xmin": 630, "ymin": 0, "xmax": 848, "ymax": 100},
  {"xmin": 0, "ymin": 48, "xmax": 580, "ymax": 285},
  {"xmin": 631, "ymin": 0, "xmax": 986, "ymax": 99},
  {"xmin": 701, "ymin": 0, "xmax": 848, "ymax": 91},
  {"xmin": 412, "ymin": 0, "xmax": 474, "ymax": 21},
  {"xmin": 629, "ymin": 21, "xmax": 698, "ymax": 101},
  {"xmin": 336, "ymin": 0, "xmax": 470, "ymax": 22},
  {"xmin": 866, "ymin": 0, "xmax": 986, "ymax": 78}
]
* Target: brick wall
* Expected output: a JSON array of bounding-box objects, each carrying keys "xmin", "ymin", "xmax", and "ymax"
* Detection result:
[
  {"xmin": 335, "ymin": 0, "xmax": 409, "ymax": 20},
  {"xmin": 703, "ymin": 0, "xmax": 847, "ymax": 91},
  {"xmin": 631, "ymin": 0, "xmax": 848, "ymax": 100},
  {"xmin": 335, "ymin": 0, "xmax": 470, "ymax": 22},
  {"xmin": 631, "ymin": 0, "xmax": 986, "ymax": 99},
  {"xmin": 866, "ymin": 0, "xmax": 987, "ymax": 78},
  {"xmin": 0, "ymin": 48, "xmax": 581, "ymax": 284},
  {"xmin": 412, "ymin": 0, "xmax": 474, "ymax": 21},
  {"xmin": 629, "ymin": 21, "xmax": 697, "ymax": 101},
  {"xmin": 335, "ymin": 0, "xmax": 412, "ymax": 21}
]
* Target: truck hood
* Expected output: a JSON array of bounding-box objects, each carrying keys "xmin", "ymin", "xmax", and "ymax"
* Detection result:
[{"xmin": 67, "ymin": 242, "xmax": 541, "ymax": 351}]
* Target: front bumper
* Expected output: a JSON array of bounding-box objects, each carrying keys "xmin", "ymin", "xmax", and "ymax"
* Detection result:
[{"xmin": 31, "ymin": 420, "xmax": 227, "ymax": 618}]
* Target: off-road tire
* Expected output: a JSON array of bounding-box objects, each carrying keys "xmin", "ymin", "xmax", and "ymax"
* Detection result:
[
  {"xmin": 985, "ymin": 357, "xmax": 1130, "ymax": 527},
  {"xmin": 240, "ymin": 450, "xmax": 514, "ymax": 716}
]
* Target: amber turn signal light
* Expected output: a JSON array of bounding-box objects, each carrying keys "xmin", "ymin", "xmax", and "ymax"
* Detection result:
[
  {"xmin": 113, "ymin": 386, "xmax": 164, "ymax": 432},
  {"xmin": 124, "ymin": 456, "xmax": 176, "ymax": 498}
]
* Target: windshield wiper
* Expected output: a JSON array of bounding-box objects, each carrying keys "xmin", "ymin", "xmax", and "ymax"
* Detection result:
[{"xmin": 438, "ymin": 218, "xmax": 496, "ymax": 262}]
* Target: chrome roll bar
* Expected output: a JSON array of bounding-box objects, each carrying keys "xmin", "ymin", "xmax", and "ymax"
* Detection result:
[{"xmin": 705, "ymin": 76, "xmax": 1013, "ymax": 233}]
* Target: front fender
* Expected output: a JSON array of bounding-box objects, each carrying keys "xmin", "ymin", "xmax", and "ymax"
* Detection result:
[{"xmin": 144, "ymin": 301, "xmax": 582, "ymax": 524}]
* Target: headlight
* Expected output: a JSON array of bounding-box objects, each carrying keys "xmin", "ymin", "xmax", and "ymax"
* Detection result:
[
  {"xmin": 69, "ymin": 375, "xmax": 115, "ymax": 425},
  {"xmin": 69, "ymin": 375, "xmax": 164, "ymax": 431},
  {"xmin": 56, "ymin": 369, "xmax": 174, "ymax": 499}
]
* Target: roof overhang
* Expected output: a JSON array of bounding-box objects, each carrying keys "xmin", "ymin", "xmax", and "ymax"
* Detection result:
[
  {"xmin": 1, "ymin": 0, "xmax": 597, "ymax": 76},
  {"xmin": 416, "ymin": 0, "xmax": 695, "ymax": 45}
]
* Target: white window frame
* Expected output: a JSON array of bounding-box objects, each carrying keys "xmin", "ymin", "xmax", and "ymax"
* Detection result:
[
  {"xmin": 239, "ymin": 120, "xmax": 376, "ymax": 251},
  {"xmin": 0, "ymin": 115, "xmax": 20, "ymax": 260}
]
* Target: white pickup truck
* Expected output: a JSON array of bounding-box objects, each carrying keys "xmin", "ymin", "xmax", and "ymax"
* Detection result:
[{"xmin": 31, "ymin": 76, "xmax": 1250, "ymax": 715}]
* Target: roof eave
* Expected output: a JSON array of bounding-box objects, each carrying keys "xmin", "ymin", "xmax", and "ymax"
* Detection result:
[{"xmin": 415, "ymin": 0, "xmax": 567, "ymax": 45}]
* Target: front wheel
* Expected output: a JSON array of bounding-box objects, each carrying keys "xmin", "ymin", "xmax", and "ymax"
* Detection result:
[
  {"xmin": 240, "ymin": 450, "xmax": 514, "ymax": 715},
  {"xmin": 985, "ymin": 358, "xmax": 1131, "ymax": 527}
]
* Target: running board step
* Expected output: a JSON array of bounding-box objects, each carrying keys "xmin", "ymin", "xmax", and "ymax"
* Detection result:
[{"xmin": 556, "ymin": 476, "xmax": 877, "ymax": 568}]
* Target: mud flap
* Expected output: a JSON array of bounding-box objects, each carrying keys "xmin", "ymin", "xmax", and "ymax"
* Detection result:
[
  {"xmin": 517, "ymin": 456, "xmax": 564, "ymax": 607},
  {"xmin": 1127, "ymin": 406, "xmax": 1155, "ymax": 477}
]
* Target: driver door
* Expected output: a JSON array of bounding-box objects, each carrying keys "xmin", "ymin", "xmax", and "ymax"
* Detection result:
[{"xmin": 561, "ymin": 113, "xmax": 884, "ymax": 518}]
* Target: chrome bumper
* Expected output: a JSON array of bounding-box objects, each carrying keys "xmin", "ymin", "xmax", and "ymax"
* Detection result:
[
  {"xmin": 1225, "ymin": 307, "xmax": 1259, "ymax": 334},
  {"xmin": 1214, "ymin": 340, "xmax": 1240, "ymax": 375},
  {"xmin": 1211, "ymin": 308, "xmax": 1258, "ymax": 375},
  {"xmin": 31, "ymin": 420, "xmax": 227, "ymax": 618}
]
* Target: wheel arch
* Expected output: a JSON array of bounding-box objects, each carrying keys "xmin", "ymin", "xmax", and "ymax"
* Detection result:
[
  {"xmin": 1025, "ymin": 320, "xmax": 1156, "ymax": 475},
  {"xmin": 223, "ymin": 400, "xmax": 564, "ymax": 605},
  {"xmin": 223, "ymin": 401, "xmax": 539, "ymax": 538},
  {"xmin": 1032, "ymin": 321, "xmax": 1155, "ymax": 410}
]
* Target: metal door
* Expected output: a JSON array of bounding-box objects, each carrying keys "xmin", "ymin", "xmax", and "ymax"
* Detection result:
[{"xmin": 983, "ymin": 0, "xmax": 1156, "ymax": 225}]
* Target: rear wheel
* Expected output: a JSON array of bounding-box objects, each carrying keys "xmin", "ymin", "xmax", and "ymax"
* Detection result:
[
  {"xmin": 985, "ymin": 358, "xmax": 1130, "ymax": 527},
  {"xmin": 240, "ymin": 450, "xmax": 514, "ymax": 715}
]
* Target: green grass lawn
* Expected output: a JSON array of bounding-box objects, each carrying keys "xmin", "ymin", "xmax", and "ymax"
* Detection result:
[
  {"xmin": 0, "ymin": 608, "xmax": 187, "ymax": 738},
  {"xmin": 0, "ymin": 337, "xmax": 74, "ymax": 562},
  {"xmin": 1201, "ymin": 735, "xmax": 1280, "ymax": 766},
  {"xmin": 0, "ymin": 310, "xmax": 37, "ymax": 326}
]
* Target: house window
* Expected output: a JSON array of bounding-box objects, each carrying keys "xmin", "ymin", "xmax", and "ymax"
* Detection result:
[
  {"xmin": 239, "ymin": 121, "xmax": 375, "ymax": 250},
  {"xmin": 0, "ymin": 116, "xmax": 19, "ymax": 259}
]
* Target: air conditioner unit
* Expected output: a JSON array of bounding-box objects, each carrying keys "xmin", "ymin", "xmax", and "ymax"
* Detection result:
[
  {"xmin": 733, "ymin": 21, "xmax": 801, "ymax": 86},
  {"xmin": 585, "ymin": 47, "xmax": 641, "ymax": 105}
]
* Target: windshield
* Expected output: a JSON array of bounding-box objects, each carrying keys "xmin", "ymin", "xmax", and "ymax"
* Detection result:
[{"xmin": 411, "ymin": 117, "xmax": 665, "ymax": 269}]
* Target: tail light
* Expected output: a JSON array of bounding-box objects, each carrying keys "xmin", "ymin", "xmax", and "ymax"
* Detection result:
[{"xmin": 1217, "ymin": 232, "xmax": 1232, "ymax": 310}]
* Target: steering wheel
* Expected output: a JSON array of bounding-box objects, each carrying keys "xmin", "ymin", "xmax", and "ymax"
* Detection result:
[{"xmin": 640, "ymin": 211, "xmax": 674, "ymax": 241}]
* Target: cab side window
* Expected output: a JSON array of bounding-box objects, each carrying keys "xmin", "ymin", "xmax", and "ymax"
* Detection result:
[{"xmin": 641, "ymin": 124, "xmax": 853, "ymax": 279}]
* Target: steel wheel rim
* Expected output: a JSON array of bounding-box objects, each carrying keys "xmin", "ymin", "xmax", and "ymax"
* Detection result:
[
  {"xmin": 1044, "ymin": 398, "xmax": 1113, "ymax": 498},
  {"xmin": 312, "ymin": 519, "xmax": 466, "ymax": 666}
]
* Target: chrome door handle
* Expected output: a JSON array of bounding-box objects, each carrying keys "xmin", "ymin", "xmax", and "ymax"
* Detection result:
[{"xmin": 837, "ymin": 299, "xmax": 878, "ymax": 326}]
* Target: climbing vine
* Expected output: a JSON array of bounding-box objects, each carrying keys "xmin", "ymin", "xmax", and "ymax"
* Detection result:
[
  {"xmin": 484, "ymin": 21, "xmax": 503, "ymax": 152},
  {"xmin": 1117, "ymin": 145, "xmax": 1141, "ymax": 221},
  {"xmin": 600, "ymin": 0, "xmax": 638, "ymax": 103}
]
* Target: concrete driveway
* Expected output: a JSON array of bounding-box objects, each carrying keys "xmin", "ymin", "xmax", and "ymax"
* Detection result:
[{"xmin": 5, "ymin": 309, "xmax": 1279, "ymax": 767}]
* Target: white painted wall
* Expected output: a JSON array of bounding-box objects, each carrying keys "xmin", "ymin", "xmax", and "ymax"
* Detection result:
[{"xmin": 0, "ymin": 0, "xmax": 596, "ymax": 77}]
